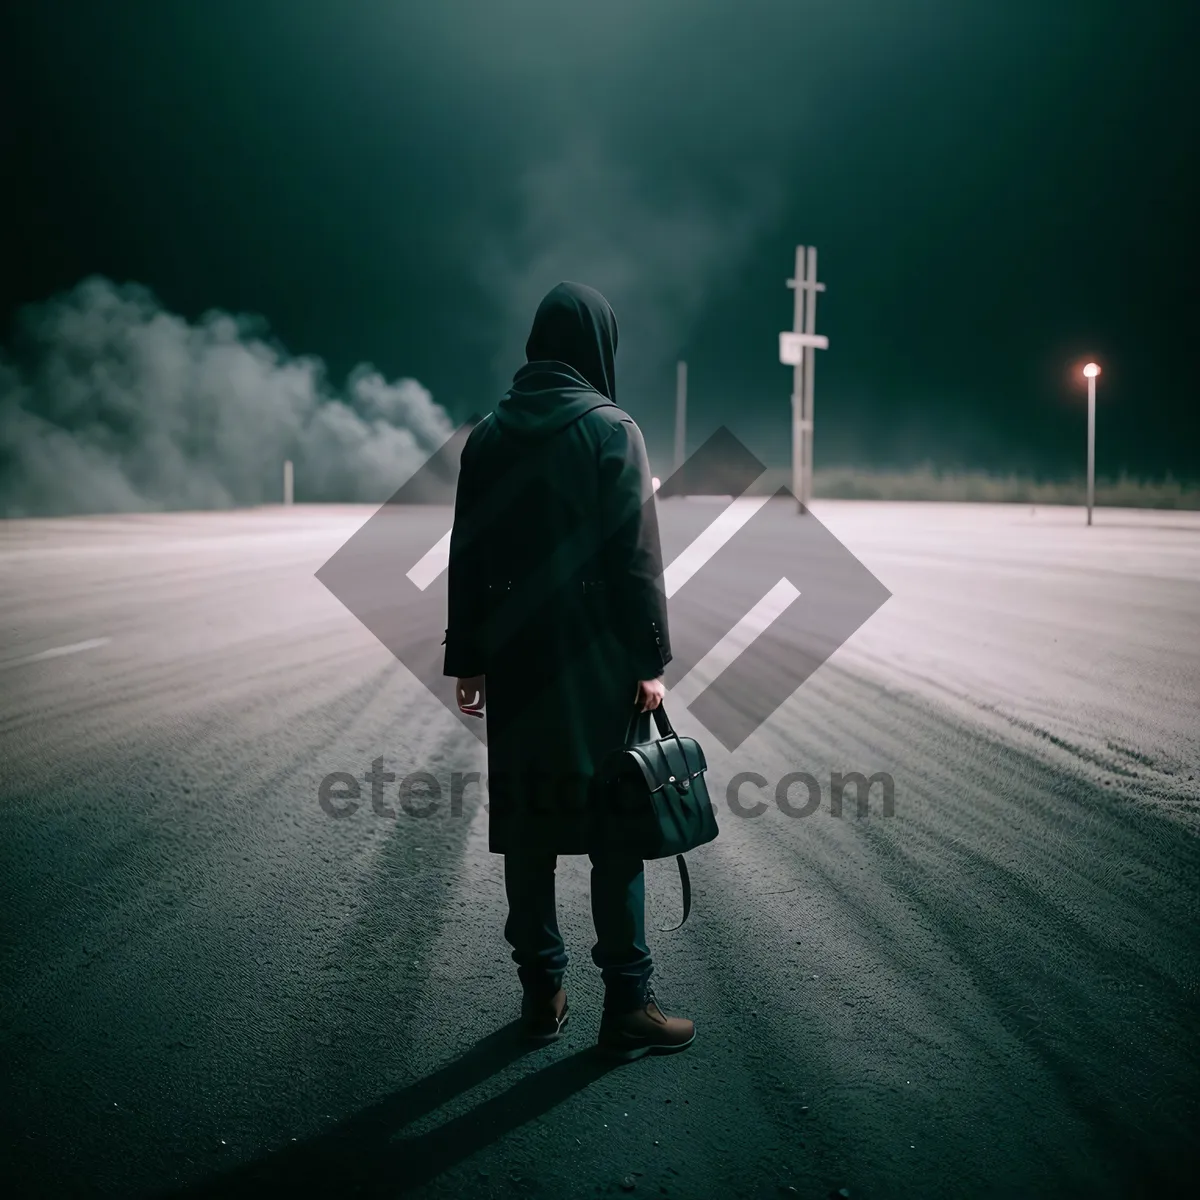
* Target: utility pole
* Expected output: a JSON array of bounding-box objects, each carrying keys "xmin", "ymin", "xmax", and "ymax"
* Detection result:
[
  {"xmin": 674, "ymin": 361, "xmax": 688, "ymax": 473},
  {"xmin": 789, "ymin": 247, "xmax": 805, "ymax": 512},
  {"xmin": 801, "ymin": 246, "xmax": 819, "ymax": 507},
  {"xmin": 283, "ymin": 459, "xmax": 294, "ymax": 505},
  {"xmin": 781, "ymin": 246, "xmax": 828, "ymax": 511}
]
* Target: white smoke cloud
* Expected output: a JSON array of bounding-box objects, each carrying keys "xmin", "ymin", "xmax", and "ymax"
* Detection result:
[{"xmin": 0, "ymin": 276, "xmax": 454, "ymax": 517}]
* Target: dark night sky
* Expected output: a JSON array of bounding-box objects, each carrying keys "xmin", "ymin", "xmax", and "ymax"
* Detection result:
[{"xmin": 2, "ymin": 0, "xmax": 1197, "ymax": 487}]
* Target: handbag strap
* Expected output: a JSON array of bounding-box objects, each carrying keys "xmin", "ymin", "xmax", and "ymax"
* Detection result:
[
  {"xmin": 624, "ymin": 701, "xmax": 675, "ymax": 747},
  {"xmin": 657, "ymin": 854, "xmax": 691, "ymax": 932},
  {"xmin": 623, "ymin": 703, "xmax": 694, "ymax": 933}
]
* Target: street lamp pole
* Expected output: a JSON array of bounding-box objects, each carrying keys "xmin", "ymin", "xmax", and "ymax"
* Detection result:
[{"xmin": 1083, "ymin": 362, "xmax": 1100, "ymax": 526}]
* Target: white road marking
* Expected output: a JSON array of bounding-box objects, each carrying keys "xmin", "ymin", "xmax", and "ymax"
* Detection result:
[
  {"xmin": 667, "ymin": 578, "xmax": 801, "ymax": 707},
  {"xmin": 406, "ymin": 529, "xmax": 452, "ymax": 591},
  {"xmin": 1, "ymin": 637, "xmax": 112, "ymax": 670}
]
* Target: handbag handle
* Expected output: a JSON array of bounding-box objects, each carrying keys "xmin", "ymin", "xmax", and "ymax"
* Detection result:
[{"xmin": 624, "ymin": 700, "xmax": 676, "ymax": 747}]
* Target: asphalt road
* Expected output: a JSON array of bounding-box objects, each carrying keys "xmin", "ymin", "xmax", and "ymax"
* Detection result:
[{"xmin": 2, "ymin": 501, "xmax": 1197, "ymax": 1199}]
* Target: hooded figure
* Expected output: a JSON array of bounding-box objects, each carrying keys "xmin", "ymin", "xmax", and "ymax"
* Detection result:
[
  {"xmin": 442, "ymin": 283, "xmax": 695, "ymax": 1054},
  {"xmin": 443, "ymin": 280, "xmax": 671, "ymax": 853}
]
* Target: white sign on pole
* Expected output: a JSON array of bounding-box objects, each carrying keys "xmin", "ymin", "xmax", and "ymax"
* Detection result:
[{"xmin": 779, "ymin": 331, "xmax": 829, "ymax": 364}]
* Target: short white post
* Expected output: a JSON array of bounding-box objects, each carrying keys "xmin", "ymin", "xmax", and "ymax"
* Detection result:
[{"xmin": 283, "ymin": 459, "xmax": 294, "ymax": 506}]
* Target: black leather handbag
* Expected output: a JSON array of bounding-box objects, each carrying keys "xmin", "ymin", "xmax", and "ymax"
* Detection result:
[{"xmin": 590, "ymin": 702, "xmax": 719, "ymax": 930}]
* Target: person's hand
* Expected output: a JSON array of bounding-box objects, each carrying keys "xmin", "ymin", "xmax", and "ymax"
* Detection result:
[
  {"xmin": 635, "ymin": 678, "xmax": 665, "ymax": 712},
  {"xmin": 456, "ymin": 675, "xmax": 486, "ymax": 717}
]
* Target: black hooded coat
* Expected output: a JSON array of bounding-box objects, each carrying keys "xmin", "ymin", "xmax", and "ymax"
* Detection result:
[{"xmin": 442, "ymin": 282, "xmax": 672, "ymax": 855}]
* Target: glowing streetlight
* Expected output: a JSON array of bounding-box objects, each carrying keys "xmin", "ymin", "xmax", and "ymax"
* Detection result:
[{"xmin": 1082, "ymin": 362, "xmax": 1101, "ymax": 526}]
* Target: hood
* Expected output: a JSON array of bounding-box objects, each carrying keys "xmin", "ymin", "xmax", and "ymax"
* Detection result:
[
  {"xmin": 494, "ymin": 360, "xmax": 618, "ymax": 438},
  {"xmin": 493, "ymin": 281, "xmax": 620, "ymax": 439}
]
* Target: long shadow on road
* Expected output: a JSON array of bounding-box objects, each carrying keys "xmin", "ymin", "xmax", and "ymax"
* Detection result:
[{"xmin": 165, "ymin": 1021, "xmax": 618, "ymax": 1197}]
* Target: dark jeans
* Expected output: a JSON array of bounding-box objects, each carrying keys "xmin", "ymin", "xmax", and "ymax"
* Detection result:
[{"xmin": 503, "ymin": 847, "xmax": 653, "ymax": 1013}]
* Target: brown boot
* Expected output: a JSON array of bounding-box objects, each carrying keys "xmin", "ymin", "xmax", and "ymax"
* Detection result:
[
  {"xmin": 596, "ymin": 984, "xmax": 695, "ymax": 1061},
  {"xmin": 521, "ymin": 986, "xmax": 569, "ymax": 1042}
]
